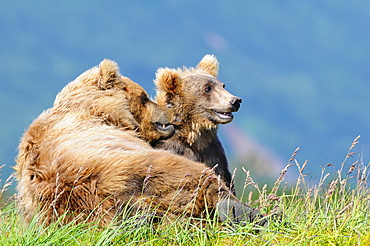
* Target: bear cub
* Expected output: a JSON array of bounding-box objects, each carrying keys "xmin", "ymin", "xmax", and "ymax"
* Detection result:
[{"xmin": 154, "ymin": 54, "xmax": 241, "ymax": 190}]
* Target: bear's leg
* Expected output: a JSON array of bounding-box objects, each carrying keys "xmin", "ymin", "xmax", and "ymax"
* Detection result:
[
  {"xmin": 216, "ymin": 197, "xmax": 268, "ymax": 226},
  {"xmin": 189, "ymin": 168, "xmax": 267, "ymax": 226}
]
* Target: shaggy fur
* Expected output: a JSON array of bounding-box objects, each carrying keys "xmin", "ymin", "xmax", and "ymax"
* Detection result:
[
  {"xmin": 15, "ymin": 59, "xmax": 263, "ymax": 226},
  {"xmin": 153, "ymin": 55, "xmax": 242, "ymax": 190}
]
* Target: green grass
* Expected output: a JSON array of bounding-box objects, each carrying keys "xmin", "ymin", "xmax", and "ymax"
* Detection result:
[{"xmin": 1, "ymin": 136, "xmax": 369, "ymax": 245}]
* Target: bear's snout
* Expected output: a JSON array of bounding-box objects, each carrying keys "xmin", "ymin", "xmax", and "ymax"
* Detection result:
[
  {"xmin": 155, "ymin": 122, "xmax": 175, "ymax": 139},
  {"xmin": 230, "ymin": 97, "xmax": 242, "ymax": 111}
]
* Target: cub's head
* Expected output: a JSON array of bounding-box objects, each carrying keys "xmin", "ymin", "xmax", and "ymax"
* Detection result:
[
  {"xmin": 54, "ymin": 59, "xmax": 174, "ymax": 143},
  {"xmin": 154, "ymin": 54, "xmax": 241, "ymax": 128}
]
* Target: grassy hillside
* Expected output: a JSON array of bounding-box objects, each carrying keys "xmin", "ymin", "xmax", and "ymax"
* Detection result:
[{"xmin": 1, "ymin": 140, "xmax": 369, "ymax": 245}]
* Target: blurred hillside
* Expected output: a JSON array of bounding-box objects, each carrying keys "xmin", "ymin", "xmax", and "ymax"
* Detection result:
[{"xmin": 1, "ymin": 1, "xmax": 369, "ymax": 193}]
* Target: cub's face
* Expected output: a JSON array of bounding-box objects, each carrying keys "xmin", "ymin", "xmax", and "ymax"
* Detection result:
[
  {"xmin": 183, "ymin": 74, "xmax": 241, "ymax": 124},
  {"xmin": 154, "ymin": 55, "xmax": 242, "ymax": 128}
]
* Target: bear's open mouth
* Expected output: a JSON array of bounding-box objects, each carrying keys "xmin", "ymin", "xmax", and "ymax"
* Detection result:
[
  {"xmin": 155, "ymin": 122, "xmax": 175, "ymax": 139},
  {"xmin": 213, "ymin": 110, "xmax": 234, "ymax": 120}
]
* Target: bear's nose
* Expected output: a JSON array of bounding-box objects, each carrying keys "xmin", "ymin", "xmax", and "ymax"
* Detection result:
[{"xmin": 230, "ymin": 97, "xmax": 242, "ymax": 111}]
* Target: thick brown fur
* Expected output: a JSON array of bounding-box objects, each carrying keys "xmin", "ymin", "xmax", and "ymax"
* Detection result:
[
  {"xmin": 153, "ymin": 55, "xmax": 242, "ymax": 190},
  {"xmin": 14, "ymin": 59, "xmax": 262, "ymax": 227}
]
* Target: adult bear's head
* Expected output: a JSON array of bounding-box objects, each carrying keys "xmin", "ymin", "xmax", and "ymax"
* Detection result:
[{"xmin": 54, "ymin": 59, "xmax": 175, "ymax": 143}]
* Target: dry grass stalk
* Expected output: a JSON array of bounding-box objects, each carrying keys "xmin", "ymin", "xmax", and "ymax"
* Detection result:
[
  {"xmin": 0, "ymin": 172, "xmax": 14, "ymax": 200},
  {"xmin": 272, "ymin": 147, "xmax": 300, "ymax": 196}
]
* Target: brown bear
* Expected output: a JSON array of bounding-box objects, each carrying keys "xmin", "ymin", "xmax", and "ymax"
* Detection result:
[
  {"xmin": 15, "ymin": 59, "xmax": 175, "ymax": 225},
  {"xmin": 153, "ymin": 54, "xmax": 241, "ymax": 190},
  {"xmin": 15, "ymin": 59, "xmax": 264, "ymax": 227}
]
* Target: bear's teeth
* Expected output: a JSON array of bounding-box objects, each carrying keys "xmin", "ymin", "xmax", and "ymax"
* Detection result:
[{"xmin": 216, "ymin": 111, "xmax": 233, "ymax": 119}]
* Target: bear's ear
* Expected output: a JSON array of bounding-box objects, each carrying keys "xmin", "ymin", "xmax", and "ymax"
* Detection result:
[
  {"xmin": 196, "ymin": 54, "xmax": 219, "ymax": 77},
  {"xmin": 98, "ymin": 59, "xmax": 120, "ymax": 89},
  {"xmin": 154, "ymin": 68, "xmax": 182, "ymax": 95}
]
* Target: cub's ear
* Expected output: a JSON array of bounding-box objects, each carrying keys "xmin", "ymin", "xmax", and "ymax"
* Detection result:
[
  {"xmin": 154, "ymin": 68, "xmax": 182, "ymax": 105},
  {"xmin": 155, "ymin": 68, "xmax": 182, "ymax": 95},
  {"xmin": 196, "ymin": 54, "xmax": 219, "ymax": 77},
  {"xmin": 98, "ymin": 59, "xmax": 120, "ymax": 89}
]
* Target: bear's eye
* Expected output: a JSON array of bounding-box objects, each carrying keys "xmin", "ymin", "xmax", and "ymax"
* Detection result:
[
  {"xmin": 205, "ymin": 85, "xmax": 213, "ymax": 93},
  {"xmin": 140, "ymin": 94, "xmax": 149, "ymax": 105}
]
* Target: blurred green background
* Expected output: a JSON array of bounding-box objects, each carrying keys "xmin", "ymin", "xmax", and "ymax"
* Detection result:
[{"xmin": 1, "ymin": 1, "xmax": 369, "ymax": 195}]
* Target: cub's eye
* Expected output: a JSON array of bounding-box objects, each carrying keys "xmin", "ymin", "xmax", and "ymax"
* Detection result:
[{"xmin": 205, "ymin": 85, "xmax": 213, "ymax": 93}]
